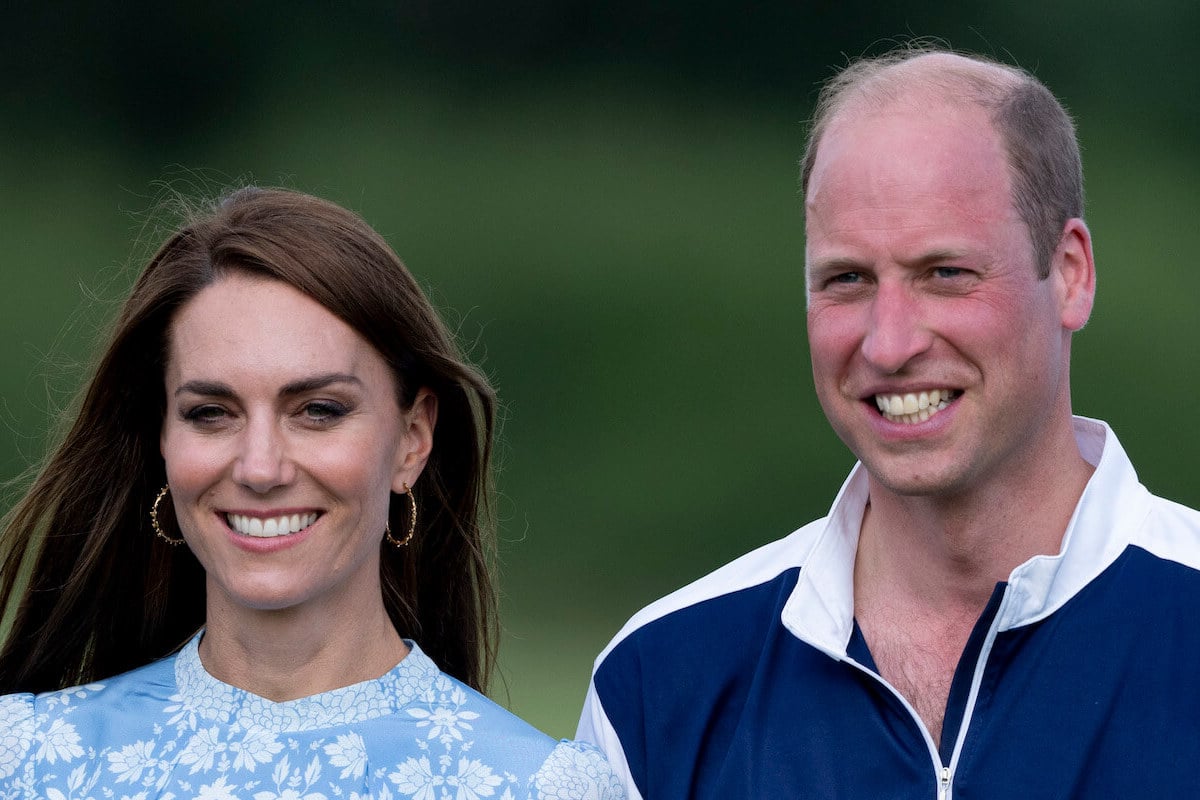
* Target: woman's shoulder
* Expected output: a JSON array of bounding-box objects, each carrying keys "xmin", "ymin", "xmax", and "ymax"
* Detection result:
[
  {"xmin": 0, "ymin": 667, "xmax": 160, "ymax": 789},
  {"xmin": 396, "ymin": 651, "xmax": 625, "ymax": 799},
  {"xmin": 531, "ymin": 740, "xmax": 628, "ymax": 800},
  {"xmin": 394, "ymin": 649, "xmax": 556, "ymax": 755},
  {"xmin": 0, "ymin": 692, "xmax": 36, "ymax": 782},
  {"xmin": 30, "ymin": 651, "xmax": 179, "ymax": 711},
  {"xmin": 2, "ymin": 654, "xmax": 178, "ymax": 737}
]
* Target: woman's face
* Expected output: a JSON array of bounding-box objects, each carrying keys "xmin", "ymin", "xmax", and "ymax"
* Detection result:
[{"xmin": 160, "ymin": 272, "xmax": 434, "ymax": 619}]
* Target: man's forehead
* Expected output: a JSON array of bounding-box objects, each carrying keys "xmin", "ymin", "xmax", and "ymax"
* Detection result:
[
  {"xmin": 808, "ymin": 99, "xmax": 1007, "ymax": 204},
  {"xmin": 825, "ymin": 89, "xmax": 989, "ymax": 147},
  {"xmin": 803, "ymin": 90, "xmax": 1021, "ymax": 263},
  {"xmin": 815, "ymin": 53, "xmax": 1019, "ymax": 157},
  {"xmin": 843, "ymin": 52, "xmax": 1019, "ymax": 108}
]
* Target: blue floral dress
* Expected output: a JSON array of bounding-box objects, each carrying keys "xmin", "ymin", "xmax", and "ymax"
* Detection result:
[{"xmin": 0, "ymin": 635, "xmax": 623, "ymax": 800}]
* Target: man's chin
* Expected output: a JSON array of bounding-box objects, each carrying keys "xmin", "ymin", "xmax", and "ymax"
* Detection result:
[{"xmin": 858, "ymin": 453, "xmax": 976, "ymax": 500}]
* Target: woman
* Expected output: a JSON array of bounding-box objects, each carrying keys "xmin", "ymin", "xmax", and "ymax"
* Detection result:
[{"xmin": 0, "ymin": 187, "xmax": 622, "ymax": 799}]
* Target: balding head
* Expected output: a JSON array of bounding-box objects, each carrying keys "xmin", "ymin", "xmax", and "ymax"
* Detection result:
[{"xmin": 801, "ymin": 46, "xmax": 1083, "ymax": 278}]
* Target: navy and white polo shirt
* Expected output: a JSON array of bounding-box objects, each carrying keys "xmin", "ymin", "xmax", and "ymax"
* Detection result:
[{"xmin": 578, "ymin": 418, "xmax": 1200, "ymax": 799}]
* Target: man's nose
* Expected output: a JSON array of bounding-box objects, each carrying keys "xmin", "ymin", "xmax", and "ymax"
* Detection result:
[
  {"xmin": 860, "ymin": 283, "xmax": 933, "ymax": 374},
  {"xmin": 231, "ymin": 417, "xmax": 294, "ymax": 494}
]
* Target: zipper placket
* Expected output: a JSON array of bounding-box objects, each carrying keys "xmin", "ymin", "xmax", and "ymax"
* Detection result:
[
  {"xmin": 942, "ymin": 592, "xmax": 1009, "ymax": 800},
  {"xmin": 842, "ymin": 589, "xmax": 1006, "ymax": 800},
  {"xmin": 841, "ymin": 656, "xmax": 946, "ymax": 797}
]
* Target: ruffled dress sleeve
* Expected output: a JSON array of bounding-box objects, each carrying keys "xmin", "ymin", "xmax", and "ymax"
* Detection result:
[
  {"xmin": 0, "ymin": 693, "xmax": 35, "ymax": 798},
  {"xmin": 529, "ymin": 740, "xmax": 627, "ymax": 800}
]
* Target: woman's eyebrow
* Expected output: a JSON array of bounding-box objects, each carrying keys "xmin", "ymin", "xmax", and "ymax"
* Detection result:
[
  {"xmin": 174, "ymin": 380, "xmax": 233, "ymax": 399},
  {"xmin": 279, "ymin": 373, "xmax": 363, "ymax": 396},
  {"xmin": 173, "ymin": 373, "xmax": 362, "ymax": 399}
]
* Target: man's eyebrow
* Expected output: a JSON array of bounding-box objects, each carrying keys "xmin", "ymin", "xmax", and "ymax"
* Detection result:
[
  {"xmin": 910, "ymin": 248, "xmax": 969, "ymax": 265},
  {"xmin": 173, "ymin": 373, "xmax": 362, "ymax": 399},
  {"xmin": 808, "ymin": 249, "xmax": 971, "ymax": 274},
  {"xmin": 807, "ymin": 256, "xmax": 869, "ymax": 276}
]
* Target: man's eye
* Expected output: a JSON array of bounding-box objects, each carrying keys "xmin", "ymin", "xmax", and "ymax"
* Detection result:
[
  {"xmin": 832, "ymin": 272, "xmax": 862, "ymax": 284},
  {"xmin": 933, "ymin": 266, "xmax": 965, "ymax": 279}
]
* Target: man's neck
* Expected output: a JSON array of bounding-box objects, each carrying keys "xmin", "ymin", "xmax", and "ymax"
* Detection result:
[
  {"xmin": 857, "ymin": 443, "xmax": 1095, "ymax": 610},
  {"xmin": 851, "ymin": 430, "xmax": 1095, "ymax": 745}
]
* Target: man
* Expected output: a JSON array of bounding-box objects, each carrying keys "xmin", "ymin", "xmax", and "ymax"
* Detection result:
[{"xmin": 577, "ymin": 46, "xmax": 1200, "ymax": 798}]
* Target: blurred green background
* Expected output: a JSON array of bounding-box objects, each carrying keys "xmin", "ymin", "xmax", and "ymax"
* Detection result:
[{"xmin": 2, "ymin": 3, "xmax": 1197, "ymax": 736}]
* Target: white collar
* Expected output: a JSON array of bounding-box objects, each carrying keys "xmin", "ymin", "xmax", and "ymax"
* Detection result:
[{"xmin": 781, "ymin": 417, "xmax": 1152, "ymax": 656}]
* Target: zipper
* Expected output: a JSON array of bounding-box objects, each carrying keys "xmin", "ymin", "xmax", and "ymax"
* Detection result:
[
  {"xmin": 840, "ymin": 657, "xmax": 946, "ymax": 796},
  {"xmin": 824, "ymin": 586, "xmax": 1011, "ymax": 800},
  {"xmin": 942, "ymin": 591, "xmax": 1010, "ymax": 800}
]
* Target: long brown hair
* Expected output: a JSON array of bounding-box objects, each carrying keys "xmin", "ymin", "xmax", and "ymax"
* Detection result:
[{"xmin": 0, "ymin": 187, "xmax": 498, "ymax": 693}]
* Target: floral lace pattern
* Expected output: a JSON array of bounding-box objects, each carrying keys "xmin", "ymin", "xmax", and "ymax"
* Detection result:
[{"xmin": 0, "ymin": 636, "xmax": 623, "ymax": 800}]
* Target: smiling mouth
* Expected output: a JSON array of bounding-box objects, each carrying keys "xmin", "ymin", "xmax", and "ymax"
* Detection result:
[
  {"xmin": 873, "ymin": 389, "xmax": 962, "ymax": 425},
  {"xmin": 225, "ymin": 512, "xmax": 320, "ymax": 538}
]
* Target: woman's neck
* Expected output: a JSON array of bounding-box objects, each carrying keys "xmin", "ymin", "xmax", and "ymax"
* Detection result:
[{"xmin": 197, "ymin": 590, "xmax": 408, "ymax": 702}]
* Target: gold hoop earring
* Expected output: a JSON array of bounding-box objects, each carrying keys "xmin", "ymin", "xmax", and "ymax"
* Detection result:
[
  {"xmin": 150, "ymin": 485, "xmax": 185, "ymax": 546},
  {"xmin": 385, "ymin": 483, "xmax": 417, "ymax": 547}
]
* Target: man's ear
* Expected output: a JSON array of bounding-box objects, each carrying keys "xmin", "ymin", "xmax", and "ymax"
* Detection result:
[
  {"xmin": 393, "ymin": 388, "xmax": 438, "ymax": 492},
  {"xmin": 1053, "ymin": 218, "xmax": 1096, "ymax": 332}
]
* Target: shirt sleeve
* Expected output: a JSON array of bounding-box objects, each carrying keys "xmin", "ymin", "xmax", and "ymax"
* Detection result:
[
  {"xmin": 0, "ymin": 693, "xmax": 36, "ymax": 798},
  {"xmin": 576, "ymin": 683, "xmax": 641, "ymax": 800},
  {"xmin": 528, "ymin": 739, "xmax": 628, "ymax": 800}
]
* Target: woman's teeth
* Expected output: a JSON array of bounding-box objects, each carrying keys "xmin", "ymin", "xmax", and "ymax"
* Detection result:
[
  {"xmin": 226, "ymin": 512, "xmax": 319, "ymax": 538},
  {"xmin": 874, "ymin": 390, "xmax": 959, "ymax": 425}
]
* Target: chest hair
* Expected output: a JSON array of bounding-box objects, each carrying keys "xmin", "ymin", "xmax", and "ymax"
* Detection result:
[{"xmin": 856, "ymin": 603, "xmax": 978, "ymax": 747}]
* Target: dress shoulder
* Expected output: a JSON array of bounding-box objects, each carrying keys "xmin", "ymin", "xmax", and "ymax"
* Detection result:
[
  {"xmin": 1, "ymin": 642, "xmax": 626, "ymax": 800},
  {"xmin": 530, "ymin": 740, "xmax": 627, "ymax": 800},
  {"xmin": 0, "ymin": 692, "xmax": 35, "ymax": 791}
]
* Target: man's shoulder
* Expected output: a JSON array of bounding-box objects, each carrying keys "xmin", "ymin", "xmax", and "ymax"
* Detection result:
[
  {"xmin": 593, "ymin": 517, "xmax": 828, "ymax": 666},
  {"xmin": 578, "ymin": 516, "xmax": 840, "ymax": 791},
  {"xmin": 1135, "ymin": 491, "xmax": 1200, "ymax": 570}
]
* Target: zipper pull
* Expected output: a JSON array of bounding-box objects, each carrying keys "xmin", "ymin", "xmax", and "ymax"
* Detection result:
[{"xmin": 938, "ymin": 766, "xmax": 951, "ymax": 800}]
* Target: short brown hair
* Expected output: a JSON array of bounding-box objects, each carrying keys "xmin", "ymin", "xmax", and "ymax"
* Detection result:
[{"xmin": 801, "ymin": 44, "xmax": 1083, "ymax": 278}]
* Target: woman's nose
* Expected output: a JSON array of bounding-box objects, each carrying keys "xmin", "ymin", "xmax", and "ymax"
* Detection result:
[{"xmin": 230, "ymin": 417, "xmax": 294, "ymax": 493}]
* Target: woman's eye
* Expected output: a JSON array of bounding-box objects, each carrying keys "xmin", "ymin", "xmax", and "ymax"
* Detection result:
[
  {"xmin": 182, "ymin": 405, "xmax": 228, "ymax": 424},
  {"xmin": 302, "ymin": 401, "xmax": 349, "ymax": 423}
]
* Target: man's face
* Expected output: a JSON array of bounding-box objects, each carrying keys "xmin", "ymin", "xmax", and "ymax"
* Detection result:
[{"xmin": 804, "ymin": 99, "xmax": 1073, "ymax": 500}]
